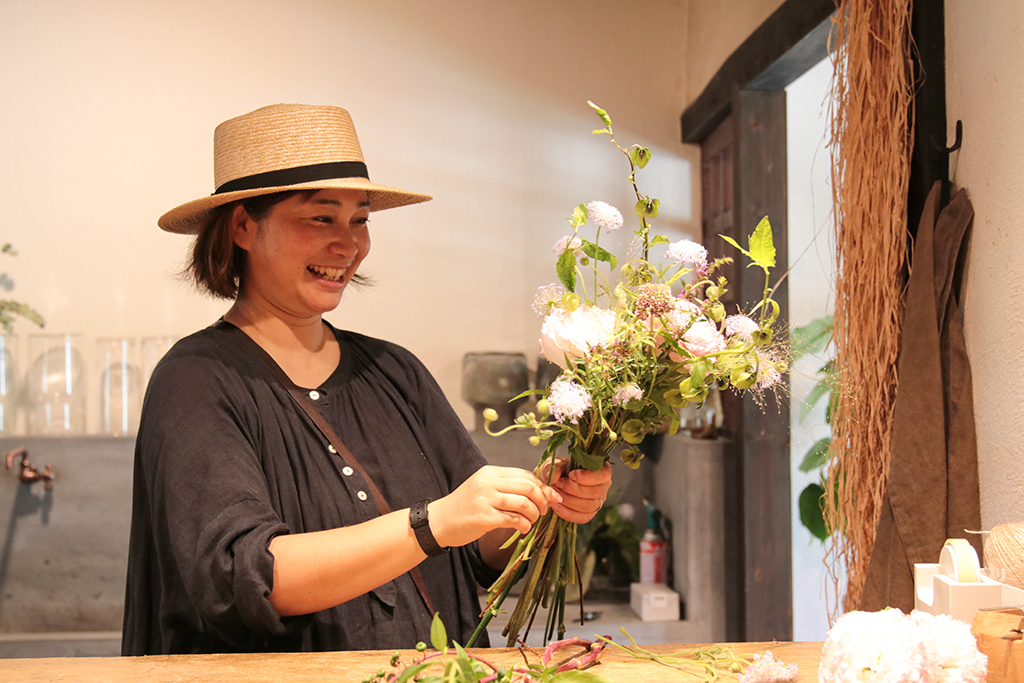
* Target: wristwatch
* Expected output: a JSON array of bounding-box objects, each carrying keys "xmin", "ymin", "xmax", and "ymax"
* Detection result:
[{"xmin": 410, "ymin": 499, "xmax": 448, "ymax": 557}]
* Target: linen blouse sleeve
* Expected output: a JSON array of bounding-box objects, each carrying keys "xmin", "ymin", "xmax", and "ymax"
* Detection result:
[{"xmin": 136, "ymin": 348, "xmax": 306, "ymax": 647}]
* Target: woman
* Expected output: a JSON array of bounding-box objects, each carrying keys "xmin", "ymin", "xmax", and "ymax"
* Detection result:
[{"xmin": 121, "ymin": 104, "xmax": 612, "ymax": 655}]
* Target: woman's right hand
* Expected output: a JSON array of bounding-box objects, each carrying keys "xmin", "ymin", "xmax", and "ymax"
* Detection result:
[{"xmin": 427, "ymin": 466, "xmax": 562, "ymax": 549}]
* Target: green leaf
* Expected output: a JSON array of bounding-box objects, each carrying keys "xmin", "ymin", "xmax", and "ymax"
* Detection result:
[
  {"xmin": 719, "ymin": 234, "xmax": 749, "ymax": 258},
  {"xmin": 628, "ymin": 145, "xmax": 651, "ymax": 169},
  {"xmin": 791, "ymin": 315, "xmax": 833, "ymax": 358},
  {"xmin": 571, "ymin": 444, "xmax": 607, "ymax": 471},
  {"xmin": 587, "ymin": 100, "xmax": 612, "ymax": 127},
  {"xmin": 799, "ymin": 437, "xmax": 831, "ymax": 472},
  {"xmin": 747, "ymin": 216, "xmax": 776, "ymax": 268},
  {"xmin": 580, "ymin": 240, "xmax": 617, "ymax": 270},
  {"xmin": 799, "ymin": 483, "xmax": 828, "ymax": 541},
  {"xmin": 799, "ymin": 379, "xmax": 832, "ymax": 420},
  {"xmin": 556, "ymin": 249, "xmax": 577, "ymax": 292},
  {"xmin": 394, "ymin": 663, "xmax": 430, "ymax": 683},
  {"xmin": 649, "ymin": 234, "xmax": 670, "ymax": 246},
  {"xmin": 572, "ymin": 203, "xmax": 588, "ymax": 227},
  {"xmin": 549, "ymin": 671, "xmax": 614, "ymax": 683},
  {"xmin": 429, "ymin": 612, "xmax": 448, "ymax": 652}
]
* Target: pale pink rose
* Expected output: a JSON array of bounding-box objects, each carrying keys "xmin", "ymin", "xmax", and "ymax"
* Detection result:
[
  {"xmin": 539, "ymin": 305, "xmax": 617, "ymax": 369},
  {"xmin": 681, "ymin": 320, "xmax": 726, "ymax": 358}
]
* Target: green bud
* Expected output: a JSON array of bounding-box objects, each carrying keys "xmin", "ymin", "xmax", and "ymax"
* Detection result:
[
  {"xmin": 415, "ymin": 642, "xmax": 428, "ymax": 652},
  {"xmin": 588, "ymin": 100, "xmax": 612, "ymax": 126},
  {"xmin": 390, "ymin": 652, "xmax": 401, "ymax": 667},
  {"xmin": 536, "ymin": 399, "xmax": 549, "ymax": 415},
  {"xmin": 561, "ymin": 292, "xmax": 581, "ymax": 313},
  {"xmin": 635, "ymin": 196, "xmax": 661, "ymax": 219},
  {"xmin": 580, "ymin": 256, "xmax": 590, "ymax": 266},
  {"xmin": 529, "ymin": 435, "xmax": 541, "ymax": 447},
  {"xmin": 753, "ymin": 328, "xmax": 772, "ymax": 345},
  {"xmin": 608, "ymin": 430, "xmax": 618, "ymax": 442},
  {"xmin": 731, "ymin": 662, "xmax": 742, "ymax": 673},
  {"xmin": 482, "ymin": 408, "xmax": 499, "ymax": 423},
  {"xmin": 706, "ymin": 285, "xmax": 720, "ymax": 300}
]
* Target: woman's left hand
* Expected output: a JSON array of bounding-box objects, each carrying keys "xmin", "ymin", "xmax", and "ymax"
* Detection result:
[{"xmin": 537, "ymin": 458, "xmax": 612, "ymax": 524}]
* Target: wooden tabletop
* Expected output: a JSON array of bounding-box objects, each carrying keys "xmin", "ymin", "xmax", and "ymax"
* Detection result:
[{"xmin": 0, "ymin": 641, "xmax": 824, "ymax": 682}]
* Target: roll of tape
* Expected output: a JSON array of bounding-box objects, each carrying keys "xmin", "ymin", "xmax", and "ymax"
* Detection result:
[{"xmin": 939, "ymin": 538, "xmax": 980, "ymax": 583}]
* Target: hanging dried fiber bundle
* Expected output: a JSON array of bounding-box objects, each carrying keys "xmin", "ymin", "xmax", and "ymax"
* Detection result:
[{"xmin": 824, "ymin": 0, "xmax": 914, "ymax": 615}]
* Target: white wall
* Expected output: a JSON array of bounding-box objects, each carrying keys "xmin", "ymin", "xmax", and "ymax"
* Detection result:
[
  {"xmin": 786, "ymin": 56, "xmax": 836, "ymax": 641},
  {"xmin": 946, "ymin": 0, "xmax": 1024, "ymax": 526},
  {"xmin": 0, "ymin": 0, "xmax": 698, "ymax": 433}
]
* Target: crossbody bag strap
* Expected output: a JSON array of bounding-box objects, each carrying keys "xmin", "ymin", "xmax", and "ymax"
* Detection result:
[{"xmin": 223, "ymin": 321, "xmax": 437, "ymax": 615}]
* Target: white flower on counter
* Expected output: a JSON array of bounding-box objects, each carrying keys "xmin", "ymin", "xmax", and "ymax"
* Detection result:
[{"xmin": 819, "ymin": 609, "xmax": 986, "ymax": 683}]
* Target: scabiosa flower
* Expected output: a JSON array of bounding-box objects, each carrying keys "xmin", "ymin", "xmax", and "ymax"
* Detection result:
[
  {"xmin": 666, "ymin": 239, "xmax": 708, "ymax": 267},
  {"xmin": 586, "ymin": 200, "xmax": 623, "ymax": 231},
  {"xmin": 539, "ymin": 305, "xmax": 617, "ymax": 369},
  {"xmin": 754, "ymin": 348, "xmax": 784, "ymax": 390},
  {"xmin": 612, "ymin": 383, "xmax": 643, "ymax": 405},
  {"xmin": 532, "ymin": 283, "xmax": 567, "ymax": 318},
  {"xmin": 726, "ymin": 314, "xmax": 760, "ymax": 341},
  {"xmin": 553, "ymin": 235, "xmax": 583, "ymax": 253},
  {"xmin": 739, "ymin": 651, "xmax": 798, "ymax": 683},
  {"xmin": 634, "ymin": 283, "xmax": 675, "ymax": 319},
  {"xmin": 547, "ymin": 377, "xmax": 592, "ymax": 424}
]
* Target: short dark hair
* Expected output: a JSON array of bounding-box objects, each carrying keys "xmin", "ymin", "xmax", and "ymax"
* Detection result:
[{"xmin": 185, "ymin": 190, "xmax": 371, "ymax": 299}]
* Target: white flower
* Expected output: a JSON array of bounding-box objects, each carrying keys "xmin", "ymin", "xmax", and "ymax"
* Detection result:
[
  {"xmin": 909, "ymin": 611, "xmax": 987, "ymax": 683},
  {"xmin": 739, "ymin": 651, "xmax": 798, "ymax": 683},
  {"xmin": 754, "ymin": 348, "xmax": 783, "ymax": 390},
  {"xmin": 539, "ymin": 305, "xmax": 617, "ymax": 370},
  {"xmin": 819, "ymin": 609, "xmax": 987, "ymax": 683},
  {"xmin": 612, "ymin": 383, "xmax": 643, "ymax": 406},
  {"xmin": 547, "ymin": 377, "xmax": 592, "ymax": 424},
  {"xmin": 663, "ymin": 297, "xmax": 702, "ymax": 333},
  {"xmin": 666, "ymin": 239, "xmax": 708, "ymax": 267},
  {"xmin": 726, "ymin": 314, "xmax": 759, "ymax": 340},
  {"xmin": 553, "ymin": 235, "xmax": 583, "ymax": 253},
  {"xmin": 532, "ymin": 284, "xmax": 567, "ymax": 318},
  {"xmin": 587, "ymin": 200, "xmax": 623, "ymax": 231}
]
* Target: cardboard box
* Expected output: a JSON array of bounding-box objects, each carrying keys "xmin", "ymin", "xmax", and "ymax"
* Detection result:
[{"xmin": 630, "ymin": 582, "xmax": 680, "ymax": 622}]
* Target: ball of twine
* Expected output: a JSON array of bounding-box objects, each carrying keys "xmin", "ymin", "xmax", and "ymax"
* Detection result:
[{"xmin": 984, "ymin": 523, "xmax": 1024, "ymax": 590}]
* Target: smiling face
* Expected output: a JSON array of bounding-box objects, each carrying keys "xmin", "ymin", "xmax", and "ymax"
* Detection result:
[{"xmin": 230, "ymin": 188, "xmax": 371, "ymax": 321}]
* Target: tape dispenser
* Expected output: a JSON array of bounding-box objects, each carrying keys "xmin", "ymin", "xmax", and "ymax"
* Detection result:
[{"xmin": 915, "ymin": 538, "xmax": 1024, "ymax": 623}]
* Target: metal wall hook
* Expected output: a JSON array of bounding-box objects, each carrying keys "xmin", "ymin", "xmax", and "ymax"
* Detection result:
[
  {"xmin": 946, "ymin": 120, "xmax": 963, "ymax": 154},
  {"xmin": 5, "ymin": 447, "xmax": 54, "ymax": 490}
]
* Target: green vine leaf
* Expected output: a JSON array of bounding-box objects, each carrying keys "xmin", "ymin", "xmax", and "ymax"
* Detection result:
[
  {"xmin": 580, "ymin": 240, "xmax": 617, "ymax": 270},
  {"xmin": 799, "ymin": 482, "xmax": 828, "ymax": 541},
  {"xmin": 747, "ymin": 216, "xmax": 776, "ymax": 268},
  {"xmin": 429, "ymin": 612, "xmax": 448, "ymax": 652},
  {"xmin": 587, "ymin": 100, "xmax": 612, "ymax": 127},
  {"xmin": 799, "ymin": 437, "xmax": 831, "ymax": 472}
]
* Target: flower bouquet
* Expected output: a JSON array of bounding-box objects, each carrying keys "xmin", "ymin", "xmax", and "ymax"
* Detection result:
[{"xmin": 466, "ymin": 103, "xmax": 787, "ymax": 647}]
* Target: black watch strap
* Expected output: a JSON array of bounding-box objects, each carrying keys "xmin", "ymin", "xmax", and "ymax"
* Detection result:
[{"xmin": 410, "ymin": 499, "xmax": 448, "ymax": 557}]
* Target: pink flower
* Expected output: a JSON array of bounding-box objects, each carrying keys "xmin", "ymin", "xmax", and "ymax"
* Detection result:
[
  {"xmin": 586, "ymin": 201, "xmax": 623, "ymax": 231},
  {"xmin": 909, "ymin": 611, "xmax": 987, "ymax": 683},
  {"xmin": 532, "ymin": 284, "xmax": 567, "ymax": 318},
  {"xmin": 553, "ymin": 235, "xmax": 583, "ymax": 253},
  {"xmin": 666, "ymin": 239, "xmax": 708, "ymax": 267},
  {"xmin": 539, "ymin": 305, "xmax": 617, "ymax": 370},
  {"xmin": 725, "ymin": 314, "xmax": 759, "ymax": 341},
  {"xmin": 681, "ymin": 319, "xmax": 726, "ymax": 358},
  {"xmin": 612, "ymin": 384, "xmax": 643, "ymax": 406}
]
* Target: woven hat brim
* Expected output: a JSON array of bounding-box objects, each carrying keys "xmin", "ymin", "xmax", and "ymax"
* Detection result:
[{"xmin": 158, "ymin": 178, "xmax": 431, "ymax": 235}]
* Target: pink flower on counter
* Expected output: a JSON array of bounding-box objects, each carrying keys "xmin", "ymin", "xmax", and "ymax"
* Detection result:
[
  {"xmin": 539, "ymin": 305, "xmax": 617, "ymax": 370},
  {"xmin": 739, "ymin": 651, "xmax": 798, "ymax": 683}
]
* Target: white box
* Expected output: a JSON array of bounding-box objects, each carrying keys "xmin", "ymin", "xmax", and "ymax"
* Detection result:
[{"xmin": 630, "ymin": 582, "xmax": 681, "ymax": 622}]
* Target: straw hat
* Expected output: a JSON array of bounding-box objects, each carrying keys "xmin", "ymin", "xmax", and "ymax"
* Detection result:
[{"xmin": 158, "ymin": 104, "xmax": 432, "ymax": 234}]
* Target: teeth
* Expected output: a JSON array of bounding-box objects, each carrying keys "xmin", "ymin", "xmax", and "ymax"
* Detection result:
[{"xmin": 309, "ymin": 265, "xmax": 344, "ymax": 282}]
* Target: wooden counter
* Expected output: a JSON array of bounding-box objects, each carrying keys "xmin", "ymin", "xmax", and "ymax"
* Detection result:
[{"xmin": 0, "ymin": 641, "xmax": 823, "ymax": 681}]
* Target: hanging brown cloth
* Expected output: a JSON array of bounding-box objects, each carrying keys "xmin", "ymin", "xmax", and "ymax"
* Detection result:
[{"xmin": 860, "ymin": 180, "xmax": 980, "ymax": 612}]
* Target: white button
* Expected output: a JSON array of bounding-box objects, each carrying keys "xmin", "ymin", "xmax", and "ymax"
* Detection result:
[
  {"xmin": 328, "ymin": 444, "xmax": 337, "ymax": 454},
  {"xmin": 342, "ymin": 466, "xmax": 354, "ymax": 476},
  {"xmin": 308, "ymin": 390, "xmax": 320, "ymax": 400},
  {"xmin": 357, "ymin": 491, "xmax": 368, "ymax": 501}
]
